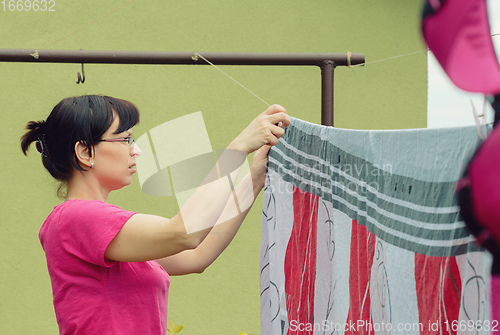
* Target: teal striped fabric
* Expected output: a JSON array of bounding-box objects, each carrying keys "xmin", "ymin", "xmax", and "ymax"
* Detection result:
[{"xmin": 267, "ymin": 118, "xmax": 485, "ymax": 256}]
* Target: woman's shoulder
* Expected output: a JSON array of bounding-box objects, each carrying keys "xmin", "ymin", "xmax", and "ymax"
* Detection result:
[
  {"xmin": 61, "ymin": 199, "xmax": 118, "ymax": 209},
  {"xmin": 40, "ymin": 200, "xmax": 118, "ymax": 244},
  {"xmin": 42, "ymin": 199, "xmax": 138, "ymax": 237},
  {"xmin": 50, "ymin": 199, "xmax": 134, "ymax": 222},
  {"xmin": 54, "ymin": 199, "xmax": 113, "ymax": 213}
]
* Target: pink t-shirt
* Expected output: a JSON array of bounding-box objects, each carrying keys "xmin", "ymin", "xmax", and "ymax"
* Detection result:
[{"xmin": 39, "ymin": 199, "xmax": 170, "ymax": 335}]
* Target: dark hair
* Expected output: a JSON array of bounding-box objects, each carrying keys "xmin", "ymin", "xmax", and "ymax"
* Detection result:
[{"xmin": 21, "ymin": 95, "xmax": 140, "ymax": 183}]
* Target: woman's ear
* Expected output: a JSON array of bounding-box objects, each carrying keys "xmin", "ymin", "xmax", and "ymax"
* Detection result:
[{"xmin": 74, "ymin": 141, "xmax": 93, "ymax": 169}]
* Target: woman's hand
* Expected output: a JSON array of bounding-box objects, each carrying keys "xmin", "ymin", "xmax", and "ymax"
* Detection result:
[
  {"xmin": 229, "ymin": 104, "xmax": 290, "ymax": 154},
  {"xmin": 250, "ymin": 144, "xmax": 273, "ymax": 193}
]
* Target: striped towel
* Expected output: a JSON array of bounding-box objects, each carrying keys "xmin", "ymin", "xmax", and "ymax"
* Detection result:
[{"xmin": 260, "ymin": 117, "xmax": 493, "ymax": 335}]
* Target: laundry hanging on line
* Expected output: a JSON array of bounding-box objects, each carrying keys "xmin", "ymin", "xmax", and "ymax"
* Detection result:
[{"xmin": 260, "ymin": 117, "xmax": 492, "ymax": 335}]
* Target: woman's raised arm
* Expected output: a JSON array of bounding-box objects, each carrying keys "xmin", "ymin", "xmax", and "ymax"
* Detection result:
[{"xmin": 104, "ymin": 105, "xmax": 290, "ymax": 264}]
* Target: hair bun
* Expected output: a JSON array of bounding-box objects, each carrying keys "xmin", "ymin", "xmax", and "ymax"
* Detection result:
[{"xmin": 21, "ymin": 120, "xmax": 48, "ymax": 156}]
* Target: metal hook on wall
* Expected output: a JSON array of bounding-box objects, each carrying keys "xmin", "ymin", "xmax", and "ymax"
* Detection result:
[{"xmin": 76, "ymin": 63, "xmax": 85, "ymax": 84}]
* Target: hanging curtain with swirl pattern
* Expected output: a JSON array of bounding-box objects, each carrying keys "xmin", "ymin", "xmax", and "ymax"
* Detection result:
[{"xmin": 260, "ymin": 117, "xmax": 493, "ymax": 335}]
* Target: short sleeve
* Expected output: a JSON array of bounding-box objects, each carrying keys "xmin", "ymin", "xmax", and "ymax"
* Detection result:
[{"xmin": 57, "ymin": 200, "xmax": 137, "ymax": 267}]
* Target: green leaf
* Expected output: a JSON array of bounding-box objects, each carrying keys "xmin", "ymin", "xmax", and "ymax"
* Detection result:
[{"xmin": 174, "ymin": 325, "xmax": 184, "ymax": 333}]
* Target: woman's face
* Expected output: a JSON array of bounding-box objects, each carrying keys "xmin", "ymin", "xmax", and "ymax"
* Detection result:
[{"xmin": 92, "ymin": 115, "xmax": 142, "ymax": 192}]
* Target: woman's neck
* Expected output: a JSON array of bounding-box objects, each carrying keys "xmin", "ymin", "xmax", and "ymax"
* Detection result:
[{"xmin": 66, "ymin": 173, "xmax": 110, "ymax": 202}]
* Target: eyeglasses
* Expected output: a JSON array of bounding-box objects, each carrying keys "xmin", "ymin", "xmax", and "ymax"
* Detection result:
[{"xmin": 98, "ymin": 136, "xmax": 135, "ymax": 146}]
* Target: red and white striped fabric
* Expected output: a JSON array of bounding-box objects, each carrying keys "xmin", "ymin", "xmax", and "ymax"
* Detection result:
[{"xmin": 260, "ymin": 118, "xmax": 494, "ymax": 335}]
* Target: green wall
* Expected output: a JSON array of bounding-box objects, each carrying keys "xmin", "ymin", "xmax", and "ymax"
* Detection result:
[{"xmin": 1, "ymin": 1, "xmax": 427, "ymax": 334}]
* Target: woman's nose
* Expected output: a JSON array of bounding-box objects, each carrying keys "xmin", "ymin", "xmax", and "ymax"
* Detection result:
[{"xmin": 132, "ymin": 142, "xmax": 142, "ymax": 157}]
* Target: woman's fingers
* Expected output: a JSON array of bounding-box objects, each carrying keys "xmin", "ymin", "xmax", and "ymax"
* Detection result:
[
  {"xmin": 263, "ymin": 104, "xmax": 287, "ymax": 116},
  {"xmin": 259, "ymin": 143, "xmax": 272, "ymax": 155},
  {"xmin": 268, "ymin": 112, "xmax": 290, "ymax": 126},
  {"xmin": 253, "ymin": 144, "xmax": 272, "ymax": 162},
  {"xmin": 263, "ymin": 104, "xmax": 291, "ymax": 128},
  {"xmin": 229, "ymin": 104, "xmax": 290, "ymax": 154},
  {"xmin": 261, "ymin": 107, "xmax": 290, "ymax": 146},
  {"xmin": 270, "ymin": 123, "xmax": 285, "ymax": 139}
]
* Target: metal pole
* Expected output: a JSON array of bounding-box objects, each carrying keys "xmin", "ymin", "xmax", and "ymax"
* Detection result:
[
  {"xmin": 0, "ymin": 49, "xmax": 364, "ymax": 66},
  {"xmin": 321, "ymin": 60, "xmax": 335, "ymax": 127},
  {"xmin": 0, "ymin": 49, "xmax": 364, "ymax": 125}
]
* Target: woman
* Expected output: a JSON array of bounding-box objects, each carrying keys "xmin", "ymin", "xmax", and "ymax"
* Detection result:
[{"xmin": 21, "ymin": 95, "xmax": 290, "ymax": 334}]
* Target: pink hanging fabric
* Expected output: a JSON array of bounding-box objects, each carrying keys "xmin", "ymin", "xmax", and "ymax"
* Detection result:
[
  {"xmin": 422, "ymin": 0, "xmax": 500, "ymax": 95},
  {"xmin": 467, "ymin": 126, "xmax": 500, "ymax": 245}
]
